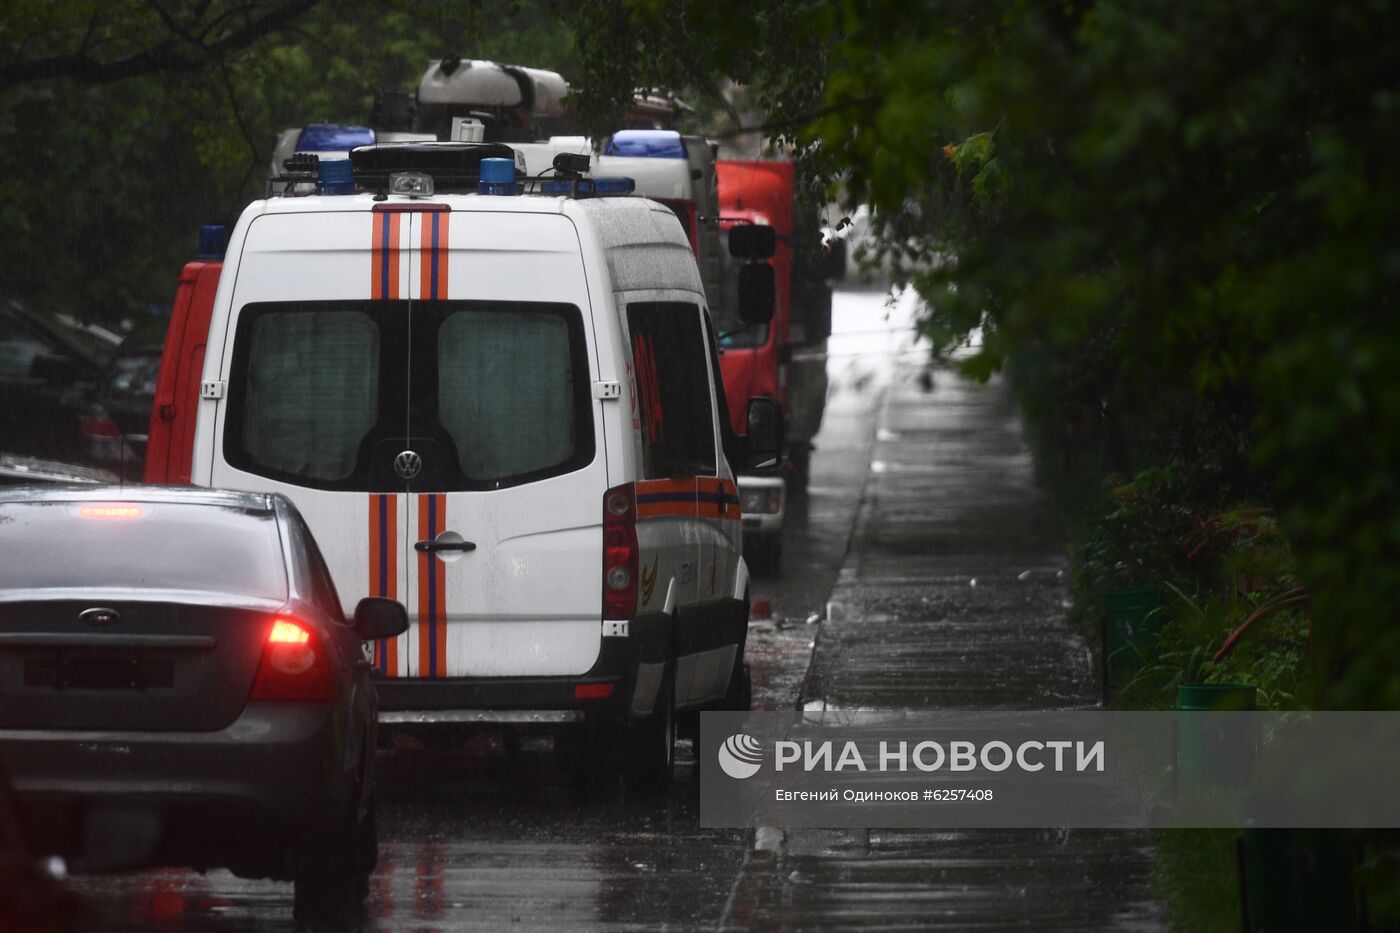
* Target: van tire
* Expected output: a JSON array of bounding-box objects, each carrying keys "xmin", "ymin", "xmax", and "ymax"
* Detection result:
[
  {"xmin": 621, "ymin": 666, "xmax": 676, "ymax": 794},
  {"xmin": 787, "ymin": 444, "xmax": 812, "ymax": 493},
  {"xmin": 745, "ymin": 535, "xmax": 783, "ymax": 576},
  {"xmin": 723, "ymin": 662, "xmax": 753, "ymax": 711}
]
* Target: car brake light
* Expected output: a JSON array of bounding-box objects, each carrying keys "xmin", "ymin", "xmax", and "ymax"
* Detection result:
[
  {"xmin": 602, "ymin": 483, "xmax": 638, "ymax": 620},
  {"xmin": 268, "ymin": 619, "xmax": 310, "ymax": 644},
  {"xmin": 249, "ymin": 617, "xmax": 334, "ymax": 702},
  {"xmin": 78, "ymin": 504, "xmax": 143, "ymax": 520}
]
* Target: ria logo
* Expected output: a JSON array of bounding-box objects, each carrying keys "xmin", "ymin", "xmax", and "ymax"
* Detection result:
[{"xmin": 718, "ymin": 733, "xmax": 764, "ymax": 780}]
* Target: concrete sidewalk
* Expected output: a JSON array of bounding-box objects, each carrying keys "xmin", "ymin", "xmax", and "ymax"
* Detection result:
[{"xmin": 725, "ymin": 362, "xmax": 1163, "ymax": 931}]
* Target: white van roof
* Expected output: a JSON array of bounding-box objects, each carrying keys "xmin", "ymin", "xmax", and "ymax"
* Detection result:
[{"xmin": 239, "ymin": 192, "xmax": 704, "ymax": 296}]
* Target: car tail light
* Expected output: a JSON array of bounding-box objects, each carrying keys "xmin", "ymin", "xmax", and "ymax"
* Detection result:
[
  {"xmin": 78, "ymin": 504, "xmax": 143, "ymax": 520},
  {"xmin": 602, "ymin": 483, "xmax": 638, "ymax": 620},
  {"xmin": 248, "ymin": 617, "xmax": 334, "ymax": 702}
]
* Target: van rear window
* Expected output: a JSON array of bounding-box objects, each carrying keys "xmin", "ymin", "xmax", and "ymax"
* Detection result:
[
  {"xmin": 224, "ymin": 300, "xmax": 592, "ymax": 491},
  {"xmin": 436, "ymin": 310, "xmax": 577, "ymax": 482},
  {"xmin": 240, "ymin": 310, "xmax": 379, "ymax": 482}
]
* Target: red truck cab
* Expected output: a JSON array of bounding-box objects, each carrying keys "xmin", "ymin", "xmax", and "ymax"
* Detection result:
[
  {"xmin": 715, "ymin": 160, "xmax": 832, "ymax": 571},
  {"xmin": 716, "ymin": 160, "xmax": 794, "ymax": 429}
]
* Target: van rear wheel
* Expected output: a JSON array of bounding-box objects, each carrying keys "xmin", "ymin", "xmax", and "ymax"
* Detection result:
[
  {"xmin": 621, "ymin": 666, "xmax": 675, "ymax": 794},
  {"xmin": 723, "ymin": 662, "xmax": 753, "ymax": 711}
]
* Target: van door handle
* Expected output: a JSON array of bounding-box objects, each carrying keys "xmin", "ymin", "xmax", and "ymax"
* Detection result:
[{"xmin": 414, "ymin": 539, "xmax": 477, "ymax": 553}]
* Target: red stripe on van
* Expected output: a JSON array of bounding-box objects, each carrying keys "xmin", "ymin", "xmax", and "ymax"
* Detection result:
[
  {"xmin": 416, "ymin": 494, "xmax": 449, "ymax": 678},
  {"xmin": 635, "ymin": 478, "xmax": 699, "ymax": 520},
  {"xmin": 387, "ymin": 210, "xmax": 402, "ymax": 300},
  {"xmin": 371, "ymin": 211, "xmax": 386, "ymax": 300},
  {"xmin": 369, "ymin": 494, "xmax": 400, "ymax": 676},
  {"xmin": 433, "ymin": 496, "xmax": 448, "ymax": 677},
  {"xmin": 419, "ymin": 210, "xmax": 450, "ymax": 300},
  {"xmin": 372, "ymin": 212, "xmax": 407, "ymax": 300}
]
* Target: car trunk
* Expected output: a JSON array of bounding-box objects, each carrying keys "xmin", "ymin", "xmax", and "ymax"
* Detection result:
[{"xmin": 0, "ymin": 595, "xmax": 279, "ymax": 732}]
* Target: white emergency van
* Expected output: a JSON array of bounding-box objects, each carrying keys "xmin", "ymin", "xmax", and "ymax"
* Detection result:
[{"xmin": 183, "ymin": 143, "xmax": 780, "ymax": 788}]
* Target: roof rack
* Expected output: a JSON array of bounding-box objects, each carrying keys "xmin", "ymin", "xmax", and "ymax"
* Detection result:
[
  {"xmin": 351, "ymin": 141, "xmax": 517, "ymax": 193},
  {"xmin": 264, "ymin": 142, "xmax": 638, "ymax": 201}
]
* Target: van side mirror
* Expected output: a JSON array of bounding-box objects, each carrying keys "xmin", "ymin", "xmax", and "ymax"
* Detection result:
[
  {"xmin": 738, "ymin": 263, "xmax": 774, "ymax": 326},
  {"xmin": 743, "ymin": 397, "xmax": 784, "ymax": 473},
  {"xmin": 729, "ymin": 224, "xmax": 776, "ymax": 259},
  {"xmin": 353, "ymin": 597, "xmax": 408, "ymax": 641}
]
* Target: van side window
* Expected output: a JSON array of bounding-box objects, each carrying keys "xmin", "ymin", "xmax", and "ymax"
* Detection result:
[
  {"xmin": 234, "ymin": 308, "xmax": 379, "ymax": 483},
  {"xmin": 626, "ymin": 302, "xmax": 717, "ymax": 478}
]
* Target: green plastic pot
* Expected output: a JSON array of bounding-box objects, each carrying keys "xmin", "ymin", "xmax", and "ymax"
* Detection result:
[
  {"xmin": 1102, "ymin": 585, "xmax": 1163, "ymax": 693},
  {"xmin": 1176, "ymin": 682, "xmax": 1259, "ymax": 790},
  {"xmin": 1177, "ymin": 682, "xmax": 1258, "ymax": 711}
]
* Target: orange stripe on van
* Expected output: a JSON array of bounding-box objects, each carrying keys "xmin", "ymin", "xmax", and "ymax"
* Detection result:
[
  {"xmin": 369, "ymin": 494, "xmax": 399, "ymax": 676},
  {"xmin": 419, "ymin": 210, "xmax": 450, "ymax": 301},
  {"xmin": 371, "ymin": 212, "xmax": 406, "ymax": 301},
  {"xmin": 635, "ymin": 478, "xmax": 698, "ymax": 520},
  {"xmin": 416, "ymin": 494, "xmax": 449, "ymax": 678},
  {"xmin": 433, "ymin": 499, "xmax": 448, "ymax": 678},
  {"xmin": 387, "ymin": 210, "xmax": 402, "ymax": 300},
  {"xmin": 371, "ymin": 212, "xmax": 385, "ymax": 300},
  {"xmin": 697, "ymin": 477, "xmax": 743, "ymax": 520}
]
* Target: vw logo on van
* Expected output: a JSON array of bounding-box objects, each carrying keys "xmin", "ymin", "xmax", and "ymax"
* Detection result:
[
  {"xmin": 394, "ymin": 450, "xmax": 423, "ymax": 481},
  {"xmin": 79, "ymin": 607, "xmax": 122, "ymax": 628}
]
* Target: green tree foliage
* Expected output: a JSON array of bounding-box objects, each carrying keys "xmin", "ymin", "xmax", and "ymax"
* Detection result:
[
  {"xmin": 570, "ymin": 0, "xmax": 1400, "ymax": 707},
  {"xmin": 0, "ymin": 0, "xmax": 576, "ymax": 324}
]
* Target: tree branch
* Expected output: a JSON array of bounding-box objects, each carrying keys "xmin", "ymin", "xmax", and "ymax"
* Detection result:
[
  {"xmin": 709, "ymin": 94, "xmax": 883, "ymax": 142},
  {"xmin": 0, "ymin": 0, "xmax": 321, "ymax": 91}
]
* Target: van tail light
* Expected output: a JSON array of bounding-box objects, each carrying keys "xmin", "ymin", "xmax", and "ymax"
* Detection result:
[
  {"xmin": 248, "ymin": 617, "xmax": 335, "ymax": 702},
  {"xmin": 574, "ymin": 682, "xmax": 615, "ymax": 700},
  {"xmin": 602, "ymin": 483, "xmax": 638, "ymax": 620}
]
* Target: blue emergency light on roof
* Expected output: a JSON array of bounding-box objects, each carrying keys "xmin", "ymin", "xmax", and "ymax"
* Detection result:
[
  {"xmin": 540, "ymin": 177, "xmax": 636, "ymax": 197},
  {"xmin": 296, "ymin": 123, "xmax": 375, "ymax": 152},
  {"xmin": 197, "ymin": 224, "xmax": 229, "ymax": 260},
  {"xmin": 317, "ymin": 159, "xmax": 356, "ymax": 195},
  {"xmin": 605, "ymin": 130, "xmax": 686, "ymax": 159},
  {"xmin": 478, "ymin": 157, "xmax": 516, "ymax": 196}
]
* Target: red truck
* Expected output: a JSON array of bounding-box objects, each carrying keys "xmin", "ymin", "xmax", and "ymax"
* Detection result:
[
  {"xmin": 144, "ymin": 244, "xmax": 223, "ymax": 485},
  {"xmin": 714, "ymin": 159, "xmax": 833, "ymax": 572}
]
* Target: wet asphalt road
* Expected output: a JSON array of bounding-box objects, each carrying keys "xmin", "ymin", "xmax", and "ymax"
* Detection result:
[{"xmin": 59, "ymin": 287, "xmax": 1162, "ymax": 930}]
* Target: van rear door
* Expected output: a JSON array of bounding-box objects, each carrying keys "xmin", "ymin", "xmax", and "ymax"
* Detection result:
[
  {"xmin": 211, "ymin": 207, "xmax": 605, "ymax": 680},
  {"xmin": 398, "ymin": 211, "xmax": 605, "ymax": 679}
]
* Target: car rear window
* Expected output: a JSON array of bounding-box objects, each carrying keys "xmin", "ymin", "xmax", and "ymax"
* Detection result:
[{"xmin": 0, "ymin": 501, "xmax": 286, "ymax": 598}]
